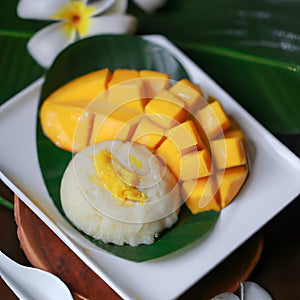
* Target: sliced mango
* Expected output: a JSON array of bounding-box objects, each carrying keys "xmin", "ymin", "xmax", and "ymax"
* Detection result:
[
  {"xmin": 181, "ymin": 177, "xmax": 220, "ymax": 214},
  {"xmin": 107, "ymin": 69, "xmax": 144, "ymax": 114},
  {"xmin": 40, "ymin": 101, "xmax": 92, "ymax": 152},
  {"xmin": 40, "ymin": 68, "xmax": 249, "ymax": 215},
  {"xmin": 216, "ymin": 166, "xmax": 248, "ymax": 207},
  {"xmin": 46, "ymin": 68, "xmax": 110, "ymax": 104},
  {"xmin": 156, "ymin": 138, "xmax": 181, "ymax": 178},
  {"xmin": 89, "ymin": 105, "xmax": 141, "ymax": 145},
  {"xmin": 145, "ymin": 90, "xmax": 187, "ymax": 128},
  {"xmin": 166, "ymin": 119, "xmax": 205, "ymax": 154},
  {"xmin": 108, "ymin": 69, "xmax": 139, "ymax": 86},
  {"xmin": 139, "ymin": 70, "xmax": 170, "ymax": 98},
  {"xmin": 194, "ymin": 100, "xmax": 230, "ymax": 140},
  {"xmin": 210, "ymin": 137, "xmax": 246, "ymax": 170},
  {"xmin": 131, "ymin": 117, "xmax": 165, "ymax": 150},
  {"xmin": 169, "ymin": 79, "xmax": 204, "ymax": 112},
  {"xmin": 223, "ymin": 117, "xmax": 244, "ymax": 139},
  {"xmin": 181, "ymin": 149, "xmax": 212, "ymax": 181}
]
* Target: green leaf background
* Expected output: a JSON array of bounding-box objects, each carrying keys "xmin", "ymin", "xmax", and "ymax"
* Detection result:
[
  {"xmin": 1, "ymin": 0, "xmax": 299, "ymax": 133},
  {"xmin": 37, "ymin": 35, "xmax": 219, "ymax": 261},
  {"xmin": 131, "ymin": 0, "xmax": 300, "ymax": 134}
]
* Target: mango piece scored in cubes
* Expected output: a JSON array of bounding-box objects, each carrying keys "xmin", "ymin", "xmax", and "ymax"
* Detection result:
[
  {"xmin": 139, "ymin": 70, "xmax": 170, "ymax": 98},
  {"xmin": 145, "ymin": 90, "xmax": 187, "ymax": 128},
  {"xmin": 40, "ymin": 68, "xmax": 249, "ymax": 215},
  {"xmin": 106, "ymin": 69, "xmax": 144, "ymax": 114},
  {"xmin": 40, "ymin": 69, "xmax": 111, "ymax": 152},
  {"xmin": 181, "ymin": 177, "xmax": 220, "ymax": 214},
  {"xmin": 216, "ymin": 166, "xmax": 248, "ymax": 207},
  {"xmin": 166, "ymin": 119, "xmax": 205, "ymax": 154},
  {"xmin": 169, "ymin": 79, "xmax": 204, "ymax": 112},
  {"xmin": 210, "ymin": 137, "xmax": 246, "ymax": 170},
  {"xmin": 194, "ymin": 100, "xmax": 230, "ymax": 140},
  {"xmin": 131, "ymin": 117, "xmax": 165, "ymax": 150}
]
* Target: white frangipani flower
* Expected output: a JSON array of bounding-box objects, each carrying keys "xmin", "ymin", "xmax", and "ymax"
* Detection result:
[
  {"xmin": 212, "ymin": 282, "xmax": 273, "ymax": 300},
  {"xmin": 17, "ymin": 0, "xmax": 137, "ymax": 68},
  {"xmin": 132, "ymin": 0, "xmax": 167, "ymax": 13}
]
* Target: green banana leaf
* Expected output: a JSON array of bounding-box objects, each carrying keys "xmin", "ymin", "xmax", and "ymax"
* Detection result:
[
  {"xmin": 1, "ymin": 0, "xmax": 299, "ymax": 133},
  {"xmin": 37, "ymin": 35, "xmax": 219, "ymax": 262},
  {"xmin": 132, "ymin": 0, "xmax": 300, "ymax": 133},
  {"xmin": 0, "ymin": 0, "xmax": 47, "ymax": 104}
]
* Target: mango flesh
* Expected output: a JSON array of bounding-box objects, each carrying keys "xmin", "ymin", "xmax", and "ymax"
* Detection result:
[
  {"xmin": 144, "ymin": 90, "xmax": 188, "ymax": 128},
  {"xmin": 40, "ymin": 68, "xmax": 248, "ymax": 214},
  {"xmin": 169, "ymin": 79, "xmax": 204, "ymax": 112},
  {"xmin": 131, "ymin": 117, "xmax": 165, "ymax": 150},
  {"xmin": 140, "ymin": 69, "xmax": 170, "ymax": 98}
]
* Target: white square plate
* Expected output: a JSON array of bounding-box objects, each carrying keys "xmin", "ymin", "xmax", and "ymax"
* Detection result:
[{"xmin": 1, "ymin": 35, "xmax": 300, "ymax": 300}]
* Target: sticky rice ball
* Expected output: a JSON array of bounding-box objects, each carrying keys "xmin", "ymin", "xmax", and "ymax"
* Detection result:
[{"xmin": 61, "ymin": 140, "xmax": 180, "ymax": 246}]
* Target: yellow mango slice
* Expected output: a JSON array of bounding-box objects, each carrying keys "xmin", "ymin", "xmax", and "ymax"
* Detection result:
[
  {"xmin": 156, "ymin": 138, "xmax": 181, "ymax": 178},
  {"xmin": 131, "ymin": 117, "xmax": 165, "ymax": 150},
  {"xmin": 89, "ymin": 105, "xmax": 141, "ymax": 145},
  {"xmin": 169, "ymin": 79, "xmax": 204, "ymax": 112},
  {"xmin": 46, "ymin": 68, "xmax": 110, "ymax": 104},
  {"xmin": 107, "ymin": 69, "xmax": 144, "ymax": 114},
  {"xmin": 40, "ymin": 101, "xmax": 92, "ymax": 152},
  {"xmin": 166, "ymin": 119, "xmax": 205, "ymax": 154},
  {"xmin": 194, "ymin": 100, "xmax": 230, "ymax": 140},
  {"xmin": 139, "ymin": 70, "xmax": 170, "ymax": 98},
  {"xmin": 216, "ymin": 166, "xmax": 248, "ymax": 207},
  {"xmin": 181, "ymin": 149, "xmax": 212, "ymax": 181},
  {"xmin": 181, "ymin": 177, "xmax": 220, "ymax": 214},
  {"xmin": 223, "ymin": 117, "xmax": 244, "ymax": 139},
  {"xmin": 210, "ymin": 137, "xmax": 246, "ymax": 170},
  {"xmin": 145, "ymin": 90, "xmax": 188, "ymax": 128}
]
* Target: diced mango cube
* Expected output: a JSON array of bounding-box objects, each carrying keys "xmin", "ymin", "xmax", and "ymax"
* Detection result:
[
  {"xmin": 107, "ymin": 70, "xmax": 144, "ymax": 114},
  {"xmin": 156, "ymin": 138, "xmax": 181, "ymax": 178},
  {"xmin": 181, "ymin": 149, "xmax": 212, "ymax": 181},
  {"xmin": 223, "ymin": 117, "xmax": 244, "ymax": 139},
  {"xmin": 40, "ymin": 101, "xmax": 92, "ymax": 152},
  {"xmin": 194, "ymin": 100, "xmax": 230, "ymax": 140},
  {"xmin": 89, "ymin": 105, "xmax": 140, "ymax": 144},
  {"xmin": 139, "ymin": 70, "xmax": 170, "ymax": 98},
  {"xmin": 169, "ymin": 79, "xmax": 204, "ymax": 112},
  {"xmin": 216, "ymin": 166, "xmax": 248, "ymax": 207},
  {"xmin": 181, "ymin": 177, "xmax": 220, "ymax": 214},
  {"xmin": 145, "ymin": 90, "xmax": 188, "ymax": 128},
  {"xmin": 46, "ymin": 68, "xmax": 110, "ymax": 104},
  {"xmin": 166, "ymin": 119, "xmax": 205, "ymax": 153},
  {"xmin": 108, "ymin": 69, "xmax": 139, "ymax": 86},
  {"xmin": 131, "ymin": 117, "xmax": 165, "ymax": 150},
  {"xmin": 210, "ymin": 137, "xmax": 246, "ymax": 170}
]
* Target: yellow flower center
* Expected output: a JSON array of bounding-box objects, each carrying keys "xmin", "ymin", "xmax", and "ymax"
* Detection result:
[{"xmin": 52, "ymin": 1, "xmax": 96, "ymax": 37}]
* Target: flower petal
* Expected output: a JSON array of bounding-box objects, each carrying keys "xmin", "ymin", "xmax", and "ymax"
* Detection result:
[
  {"xmin": 241, "ymin": 282, "xmax": 273, "ymax": 300},
  {"xmin": 17, "ymin": 0, "xmax": 70, "ymax": 20},
  {"xmin": 84, "ymin": 14, "xmax": 137, "ymax": 37},
  {"xmin": 211, "ymin": 292, "xmax": 240, "ymax": 300},
  {"xmin": 132, "ymin": 0, "xmax": 166, "ymax": 13},
  {"xmin": 27, "ymin": 22, "xmax": 75, "ymax": 68},
  {"xmin": 105, "ymin": 0, "xmax": 128, "ymax": 14},
  {"xmin": 88, "ymin": 0, "xmax": 116, "ymax": 16}
]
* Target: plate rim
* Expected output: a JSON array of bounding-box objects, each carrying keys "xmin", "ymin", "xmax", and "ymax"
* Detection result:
[{"xmin": 1, "ymin": 34, "xmax": 300, "ymax": 300}]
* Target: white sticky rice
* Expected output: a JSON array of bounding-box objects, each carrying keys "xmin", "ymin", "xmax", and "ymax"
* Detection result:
[{"xmin": 60, "ymin": 140, "xmax": 180, "ymax": 246}]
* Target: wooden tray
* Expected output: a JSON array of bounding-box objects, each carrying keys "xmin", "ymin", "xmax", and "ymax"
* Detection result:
[{"xmin": 14, "ymin": 195, "xmax": 263, "ymax": 300}]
